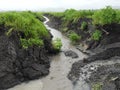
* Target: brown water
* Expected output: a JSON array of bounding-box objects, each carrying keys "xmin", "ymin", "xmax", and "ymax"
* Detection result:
[
  {"xmin": 42, "ymin": 16, "xmax": 87, "ymax": 90},
  {"xmin": 8, "ymin": 16, "xmax": 87, "ymax": 90}
]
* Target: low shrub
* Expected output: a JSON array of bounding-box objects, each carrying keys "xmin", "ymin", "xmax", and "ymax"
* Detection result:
[
  {"xmin": 81, "ymin": 21, "xmax": 88, "ymax": 30},
  {"xmin": 0, "ymin": 11, "xmax": 49, "ymax": 48},
  {"xmin": 20, "ymin": 38, "xmax": 43, "ymax": 49},
  {"xmin": 92, "ymin": 30, "xmax": 102, "ymax": 41},
  {"xmin": 52, "ymin": 38, "xmax": 62, "ymax": 51},
  {"xmin": 92, "ymin": 6, "xmax": 117, "ymax": 25},
  {"xmin": 92, "ymin": 83, "xmax": 102, "ymax": 90},
  {"xmin": 69, "ymin": 32, "xmax": 81, "ymax": 43}
]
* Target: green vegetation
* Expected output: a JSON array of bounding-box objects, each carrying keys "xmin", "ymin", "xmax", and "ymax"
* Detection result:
[
  {"xmin": 48, "ymin": 12, "xmax": 64, "ymax": 18},
  {"xmin": 52, "ymin": 38, "xmax": 62, "ymax": 51},
  {"xmin": 69, "ymin": 32, "xmax": 81, "ymax": 43},
  {"xmin": 47, "ymin": 9, "xmax": 94, "ymax": 27},
  {"xmin": 92, "ymin": 83, "xmax": 102, "ymax": 90},
  {"xmin": 24, "ymin": 11, "xmax": 44, "ymax": 21},
  {"xmin": 32, "ymin": 12, "xmax": 44, "ymax": 21},
  {"xmin": 81, "ymin": 21, "xmax": 88, "ymax": 30},
  {"xmin": 62, "ymin": 27, "xmax": 69, "ymax": 32},
  {"xmin": 0, "ymin": 11, "xmax": 49, "ymax": 48},
  {"xmin": 20, "ymin": 38, "xmax": 43, "ymax": 49},
  {"xmin": 63, "ymin": 9, "xmax": 94, "ymax": 23},
  {"xmin": 92, "ymin": 6, "xmax": 117, "ymax": 25},
  {"xmin": 92, "ymin": 30, "xmax": 102, "ymax": 41},
  {"xmin": 47, "ymin": 6, "xmax": 120, "ymax": 44},
  {"xmin": 116, "ymin": 9, "xmax": 120, "ymax": 23},
  {"xmin": 49, "ymin": 6, "xmax": 120, "ymax": 26}
]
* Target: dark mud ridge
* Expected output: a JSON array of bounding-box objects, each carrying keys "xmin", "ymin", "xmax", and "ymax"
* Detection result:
[
  {"xmin": 67, "ymin": 23, "xmax": 120, "ymax": 90},
  {"xmin": 68, "ymin": 47, "xmax": 120, "ymax": 90},
  {"xmin": 0, "ymin": 27, "xmax": 54, "ymax": 90}
]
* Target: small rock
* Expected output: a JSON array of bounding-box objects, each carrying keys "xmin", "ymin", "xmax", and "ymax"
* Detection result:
[{"xmin": 64, "ymin": 50, "xmax": 79, "ymax": 58}]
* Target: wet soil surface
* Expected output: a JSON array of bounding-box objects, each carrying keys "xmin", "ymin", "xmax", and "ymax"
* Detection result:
[{"xmin": 68, "ymin": 47, "xmax": 120, "ymax": 90}]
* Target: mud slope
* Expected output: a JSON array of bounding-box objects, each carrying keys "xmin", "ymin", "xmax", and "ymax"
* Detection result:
[{"xmin": 0, "ymin": 27, "xmax": 53, "ymax": 89}]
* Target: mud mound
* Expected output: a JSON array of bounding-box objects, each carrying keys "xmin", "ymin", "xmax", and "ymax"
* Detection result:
[{"xmin": 0, "ymin": 30, "xmax": 52, "ymax": 89}]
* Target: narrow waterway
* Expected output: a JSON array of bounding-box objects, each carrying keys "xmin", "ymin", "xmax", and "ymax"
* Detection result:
[
  {"xmin": 8, "ymin": 16, "xmax": 88, "ymax": 90},
  {"xmin": 42, "ymin": 16, "xmax": 87, "ymax": 90}
]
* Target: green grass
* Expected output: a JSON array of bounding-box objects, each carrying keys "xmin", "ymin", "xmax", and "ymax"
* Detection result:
[
  {"xmin": 116, "ymin": 9, "xmax": 120, "ymax": 23},
  {"xmin": 46, "ymin": 6, "xmax": 120, "ymax": 43},
  {"xmin": 63, "ymin": 9, "xmax": 94, "ymax": 22},
  {"xmin": 48, "ymin": 6, "xmax": 120, "ymax": 26},
  {"xmin": 52, "ymin": 38, "xmax": 62, "ymax": 51},
  {"xmin": 69, "ymin": 32, "xmax": 81, "ymax": 43},
  {"xmin": 92, "ymin": 30, "xmax": 102, "ymax": 41},
  {"xmin": 81, "ymin": 21, "xmax": 88, "ymax": 30},
  {"xmin": 47, "ymin": 9, "xmax": 94, "ymax": 27},
  {"xmin": 48, "ymin": 12, "xmax": 64, "ymax": 18},
  {"xmin": 92, "ymin": 6, "xmax": 117, "ymax": 25},
  {"xmin": 0, "ymin": 11, "xmax": 49, "ymax": 48},
  {"xmin": 92, "ymin": 83, "xmax": 102, "ymax": 90},
  {"xmin": 32, "ymin": 12, "xmax": 44, "ymax": 21}
]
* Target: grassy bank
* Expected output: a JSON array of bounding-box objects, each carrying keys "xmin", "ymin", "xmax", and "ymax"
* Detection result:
[
  {"xmin": 0, "ymin": 11, "xmax": 62, "ymax": 52},
  {"xmin": 45, "ymin": 6, "xmax": 120, "ymax": 49}
]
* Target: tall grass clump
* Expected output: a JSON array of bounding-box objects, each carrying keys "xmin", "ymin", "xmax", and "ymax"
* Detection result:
[
  {"xmin": 63, "ymin": 9, "xmax": 94, "ymax": 23},
  {"xmin": 32, "ymin": 12, "xmax": 44, "ymax": 21},
  {"xmin": 0, "ymin": 11, "xmax": 49, "ymax": 48},
  {"xmin": 116, "ymin": 10, "xmax": 120, "ymax": 23},
  {"xmin": 92, "ymin": 30, "xmax": 102, "ymax": 41},
  {"xmin": 92, "ymin": 83, "xmax": 102, "ymax": 90},
  {"xmin": 69, "ymin": 32, "xmax": 81, "ymax": 43},
  {"xmin": 48, "ymin": 12, "xmax": 64, "ymax": 18},
  {"xmin": 81, "ymin": 21, "xmax": 88, "ymax": 30},
  {"xmin": 52, "ymin": 38, "xmax": 62, "ymax": 52},
  {"xmin": 92, "ymin": 6, "xmax": 117, "ymax": 25}
]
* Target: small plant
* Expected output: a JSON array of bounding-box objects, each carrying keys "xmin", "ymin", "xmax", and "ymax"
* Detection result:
[
  {"xmin": 52, "ymin": 38, "xmax": 62, "ymax": 51},
  {"xmin": 81, "ymin": 21, "xmax": 87, "ymax": 30},
  {"xmin": 20, "ymin": 38, "xmax": 44, "ymax": 49},
  {"xmin": 92, "ymin": 30, "xmax": 102, "ymax": 41},
  {"xmin": 92, "ymin": 6, "xmax": 117, "ymax": 25},
  {"xmin": 62, "ymin": 27, "xmax": 68, "ymax": 32},
  {"xmin": 92, "ymin": 83, "xmax": 102, "ymax": 90},
  {"xmin": 69, "ymin": 32, "xmax": 81, "ymax": 43},
  {"xmin": 0, "ymin": 11, "xmax": 49, "ymax": 48}
]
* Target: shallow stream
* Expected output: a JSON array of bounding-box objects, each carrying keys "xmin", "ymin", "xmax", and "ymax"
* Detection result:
[{"xmin": 8, "ymin": 16, "xmax": 89, "ymax": 90}]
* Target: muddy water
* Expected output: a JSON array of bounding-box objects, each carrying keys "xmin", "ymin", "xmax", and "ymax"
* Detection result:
[
  {"xmin": 8, "ymin": 16, "xmax": 87, "ymax": 90},
  {"xmin": 42, "ymin": 16, "xmax": 88, "ymax": 90}
]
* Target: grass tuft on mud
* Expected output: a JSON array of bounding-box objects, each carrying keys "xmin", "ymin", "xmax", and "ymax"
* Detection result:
[
  {"xmin": 0, "ymin": 11, "xmax": 50, "ymax": 48},
  {"xmin": 92, "ymin": 83, "xmax": 102, "ymax": 90},
  {"xmin": 52, "ymin": 38, "xmax": 62, "ymax": 52}
]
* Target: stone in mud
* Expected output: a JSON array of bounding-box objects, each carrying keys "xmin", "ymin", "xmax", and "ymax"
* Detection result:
[{"xmin": 64, "ymin": 50, "xmax": 79, "ymax": 58}]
